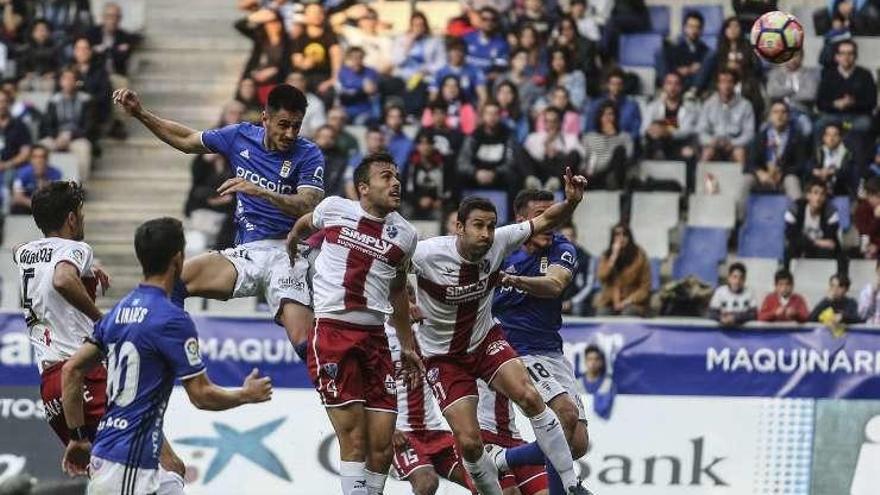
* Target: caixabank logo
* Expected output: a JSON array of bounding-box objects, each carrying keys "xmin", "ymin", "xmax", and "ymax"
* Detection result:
[{"xmin": 811, "ymin": 400, "xmax": 880, "ymax": 495}]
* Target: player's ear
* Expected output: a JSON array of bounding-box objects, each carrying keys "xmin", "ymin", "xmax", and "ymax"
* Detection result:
[{"xmin": 261, "ymin": 109, "xmax": 269, "ymax": 126}]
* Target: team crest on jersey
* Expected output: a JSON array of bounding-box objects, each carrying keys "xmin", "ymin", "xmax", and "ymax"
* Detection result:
[
  {"xmin": 322, "ymin": 363, "xmax": 338, "ymax": 379},
  {"xmin": 385, "ymin": 224, "xmax": 398, "ymax": 239},
  {"xmin": 71, "ymin": 248, "xmax": 84, "ymax": 264},
  {"xmin": 279, "ymin": 160, "xmax": 292, "ymax": 178},
  {"xmin": 426, "ymin": 367, "xmax": 440, "ymax": 384},
  {"xmin": 384, "ymin": 374, "xmax": 396, "ymax": 395},
  {"xmin": 561, "ymin": 251, "xmax": 574, "ymax": 265},
  {"xmin": 184, "ymin": 338, "xmax": 203, "ymax": 366},
  {"xmin": 486, "ymin": 340, "xmax": 508, "ymax": 356},
  {"xmin": 504, "ymin": 264, "xmax": 516, "ymax": 274}
]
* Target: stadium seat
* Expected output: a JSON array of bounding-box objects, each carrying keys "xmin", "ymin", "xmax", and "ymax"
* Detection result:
[
  {"xmin": 410, "ymin": 220, "xmax": 440, "ymax": 239},
  {"xmin": 205, "ymin": 296, "xmax": 259, "ymax": 314},
  {"xmin": 790, "ymin": 258, "xmax": 838, "ymax": 309},
  {"xmin": 0, "ymin": 248, "xmax": 17, "ymax": 285},
  {"xmin": 849, "ymin": 259, "xmax": 877, "ymax": 297},
  {"xmin": 2, "ymin": 216, "xmax": 42, "ymax": 250},
  {"xmin": 736, "ymin": 194, "xmax": 790, "ymax": 260},
  {"xmin": 685, "ymin": 5, "xmax": 724, "ymax": 36},
  {"xmin": 624, "ymin": 66, "xmax": 657, "ymax": 95},
  {"xmin": 19, "ymin": 91, "xmax": 52, "ymax": 112},
  {"xmin": 619, "ymin": 33, "xmax": 663, "ymax": 67},
  {"xmin": 639, "ymin": 160, "xmax": 686, "ymax": 189},
  {"xmin": 688, "ymin": 194, "xmax": 735, "ymax": 229},
  {"xmin": 462, "ymin": 189, "xmax": 509, "ymax": 224},
  {"xmin": 52, "ymin": 152, "xmax": 81, "ymax": 182},
  {"xmin": 0, "ymin": 281, "xmax": 19, "ymax": 309},
  {"xmin": 633, "ymin": 222, "xmax": 669, "ymax": 259},
  {"xmin": 650, "ymin": 257, "xmax": 662, "ymax": 290},
  {"xmin": 648, "ymin": 5, "xmax": 671, "ymax": 36},
  {"xmin": 728, "ymin": 257, "xmax": 780, "ymax": 303},
  {"xmin": 832, "ymin": 196, "xmax": 851, "ymax": 231},
  {"xmin": 744, "ymin": 194, "xmax": 790, "ymax": 228},
  {"xmin": 573, "ymin": 190, "xmax": 620, "ymax": 256},
  {"xmin": 184, "ymin": 297, "xmax": 208, "ymax": 313},
  {"xmin": 695, "ymin": 161, "xmax": 745, "ymax": 198},
  {"xmin": 672, "ymin": 227, "xmax": 729, "ymax": 286}
]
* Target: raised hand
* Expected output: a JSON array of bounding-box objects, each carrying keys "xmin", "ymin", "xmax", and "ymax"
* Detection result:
[
  {"xmin": 563, "ymin": 166, "xmax": 588, "ymax": 204},
  {"xmin": 112, "ymin": 88, "xmax": 142, "ymax": 116}
]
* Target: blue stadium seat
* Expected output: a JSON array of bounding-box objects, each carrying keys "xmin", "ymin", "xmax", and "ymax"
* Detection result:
[
  {"xmin": 463, "ymin": 189, "xmax": 509, "ymax": 224},
  {"xmin": 832, "ymin": 196, "xmax": 851, "ymax": 231},
  {"xmin": 736, "ymin": 195, "xmax": 789, "ymax": 260},
  {"xmin": 648, "ymin": 5, "xmax": 670, "ymax": 36},
  {"xmin": 743, "ymin": 194, "xmax": 790, "ymax": 228},
  {"xmin": 619, "ymin": 33, "xmax": 664, "ymax": 67},
  {"xmin": 650, "ymin": 257, "xmax": 662, "ymax": 290},
  {"xmin": 684, "ymin": 5, "xmax": 724, "ymax": 36},
  {"xmin": 672, "ymin": 227, "xmax": 729, "ymax": 286}
]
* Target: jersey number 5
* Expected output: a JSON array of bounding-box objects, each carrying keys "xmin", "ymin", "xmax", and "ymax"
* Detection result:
[
  {"xmin": 20, "ymin": 268, "xmax": 38, "ymax": 326},
  {"xmin": 107, "ymin": 342, "xmax": 142, "ymax": 407}
]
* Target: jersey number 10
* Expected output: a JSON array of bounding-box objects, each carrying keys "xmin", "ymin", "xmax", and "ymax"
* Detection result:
[{"xmin": 107, "ymin": 342, "xmax": 142, "ymax": 407}]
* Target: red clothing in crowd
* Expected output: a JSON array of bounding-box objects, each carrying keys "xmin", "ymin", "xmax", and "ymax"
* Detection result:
[
  {"xmin": 758, "ymin": 293, "xmax": 810, "ymax": 323},
  {"xmin": 855, "ymin": 199, "xmax": 880, "ymax": 257}
]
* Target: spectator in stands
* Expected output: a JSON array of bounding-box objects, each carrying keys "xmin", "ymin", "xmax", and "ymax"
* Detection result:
[
  {"xmin": 816, "ymin": 40, "xmax": 877, "ymax": 133},
  {"xmin": 291, "ymin": 3, "xmax": 341, "ymax": 98},
  {"xmin": 809, "ymin": 273, "xmax": 861, "ymax": 324},
  {"xmin": 569, "ymin": 0, "xmax": 604, "ymax": 42},
  {"xmin": 9, "ymin": 145, "xmax": 61, "ymax": 214},
  {"xmin": 709, "ymin": 262, "xmax": 758, "ymax": 327},
  {"xmin": 560, "ymin": 222, "xmax": 594, "ymax": 316},
  {"xmin": 757, "ymin": 269, "xmax": 810, "ymax": 323},
  {"xmin": 285, "ymin": 71, "xmax": 325, "ymax": 138},
  {"xmin": 496, "ymin": 49, "xmax": 543, "ymax": 116},
  {"xmin": 31, "ymin": 0, "xmax": 92, "ymax": 40},
  {"xmin": 493, "ymin": 81, "xmax": 529, "ymax": 142},
  {"xmin": 71, "ymin": 37, "xmax": 112, "ymax": 126},
  {"xmin": 462, "ymin": 7, "xmax": 509, "ymax": 78},
  {"xmin": 697, "ymin": 69, "xmax": 755, "ymax": 165},
  {"xmin": 336, "ymin": 6, "xmax": 393, "ymax": 76},
  {"xmin": 662, "ymin": 11, "xmax": 710, "ymax": 90},
  {"xmin": 383, "ymin": 104, "xmax": 413, "ymax": 173},
  {"xmin": 405, "ymin": 130, "xmax": 447, "ymax": 220},
  {"xmin": 236, "ymin": 7, "xmax": 290, "ymax": 100},
  {"xmin": 585, "ymin": 69, "xmax": 641, "ymax": 142},
  {"xmin": 784, "ymin": 179, "xmax": 843, "ymax": 270},
  {"xmin": 326, "ymin": 105, "xmax": 359, "ymax": 158},
  {"xmin": 520, "ymin": 107, "xmax": 581, "ymax": 191},
  {"xmin": 422, "ymin": 75, "xmax": 477, "ymax": 136},
  {"xmin": 765, "ymin": 51, "xmax": 820, "ymax": 136},
  {"xmin": 595, "ymin": 223, "xmax": 651, "ymax": 317},
  {"xmin": 18, "ymin": 19, "xmax": 61, "ymax": 91},
  {"xmin": 732, "ymin": 0, "xmax": 777, "ymax": 28},
  {"xmin": 346, "ymin": 127, "xmax": 386, "ymax": 198},
  {"xmin": 186, "ymin": 152, "xmax": 234, "ymax": 250},
  {"xmin": 806, "ymin": 123, "xmax": 857, "ymax": 198},
  {"xmin": 535, "ymin": 86, "xmax": 582, "ymax": 136},
  {"xmin": 513, "ymin": 0, "xmax": 554, "ymax": 39},
  {"xmin": 40, "ymin": 67, "xmax": 94, "ymax": 179},
  {"xmin": 857, "ymin": 260, "xmax": 880, "ymax": 324},
  {"xmin": 0, "ymin": 0, "xmax": 26, "ymax": 44},
  {"xmin": 511, "ymin": 25, "xmax": 547, "ymax": 81},
  {"xmin": 583, "ymin": 101, "xmax": 633, "ymax": 190},
  {"xmin": 855, "ymin": 177, "xmax": 880, "ymax": 259},
  {"xmin": 421, "ymin": 100, "xmax": 463, "ymax": 165},
  {"xmin": 580, "ymin": 345, "xmax": 614, "ymax": 419},
  {"xmin": 601, "ymin": 0, "xmax": 650, "ymax": 59},
  {"xmin": 642, "ymin": 71, "xmax": 699, "ymax": 162},
  {"xmin": 551, "ymin": 14, "xmax": 602, "ymax": 97},
  {"xmin": 0, "ymin": 89, "xmax": 31, "ymax": 173},
  {"xmin": 430, "ymin": 38, "xmax": 486, "ymax": 106},
  {"xmin": 739, "ymin": 99, "xmax": 805, "ymax": 219},
  {"xmin": 313, "ymin": 124, "xmax": 349, "ymax": 198},
  {"xmin": 234, "ymin": 77, "xmax": 262, "ymax": 124},
  {"xmin": 457, "ymin": 101, "xmax": 516, "ymax": 192},
  {"xmin": 867, "ymin": 144, "xmax": 880, "ymax": 182},
  {"xmin": 217, "ymin": 100, "xmax": 244, "ymax": 128},
  {"xmin": 698, "ymin": 17, "xmax": 761, "ymax": 93},
  {"xmin": 337, "ymin": 46, "xmax": 380, "ymax": 125},
  {"xmin": 3, "ymin": 80, "xmax": 43, "ymax": 141},
  {"xmin": 391, "ymin": 11, "xmax": 444, "ymax": 116},
  {"xmin": 87, "ymin": 2, "xmax": 138, "ymax": 77},
  {"xmin": 545, "ymin": 47, "xmax": 586, "ymax": 112}
]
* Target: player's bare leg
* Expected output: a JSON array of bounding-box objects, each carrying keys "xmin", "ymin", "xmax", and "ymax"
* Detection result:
[
  {"xmin": 447, "ymin": 465, "xmax": 477, "ymax": 492},
  {"xmin": 490, "ymin": 360, "xmax": 583, "ymax": 494},
  {"xmin": 408, "ymin": 467, "xmax": 441, "ymax": 495},
  {"xmin": 179, "ymin": 253, "xmax": 238, "ymax": 299},
  {"xmin": 158, "ymin": 439, "xmax": 186, "ymax": 494},
  {"xmin": 443, "ymin": 397, "xmax": 503, "ymax": 494},
  {"xmin": 546, "ymin": 394, "xmax": 588, "ymax": 459},
  {"xmin": 364, "ymin": 410, "xmax": 396, "ymax": 494},
  {"xmin": 279, "ymin": 301, "xmax": 313, "ymax": 348},
  {"xmin": 326, "ymin": 405, "xmax": 369, "ymax": 494}
]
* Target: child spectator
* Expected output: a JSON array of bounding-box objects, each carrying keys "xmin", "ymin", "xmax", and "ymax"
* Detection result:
[
  {"xmin": 405, "ymin": 130, "xmax": 447, "ymax": 220},
  {"xmin": 758, "ymin": 269, "xmax": 810, "ymax": 323},
  {"xmin": 9, "ymin": 145, "xmax": 61, "ymax": 214},
  {"xmin": 855, "ymin": 177, "xmax": 880, "ymax": 259},
  {"xmin": 337, "ymin": 46, "xmax": 381, "ymax": 125},
  {"xmin": 784, "ymin": 179, "xmax": 843, "ymax": 270},
  {"xmin": 709, "ymin": 262, "xmax": 758, "ymax": 326},
  {"xmin": 809, "ymin": 273, "xmax": 861, "ymax": 325},
  {"xmin": 806, "ymin": 123, "xmax": 857, "ymax": 197}
]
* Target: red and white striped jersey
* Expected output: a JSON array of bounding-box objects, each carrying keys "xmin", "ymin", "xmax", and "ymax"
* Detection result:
[
  {"xmin": 13, "ymin": 237, "xmax": 96, "ymax": 373},
  {"xmin": 385, "ymin": 324, "xmax": 447, "ymax": 432},
  {"xmin": 477, "ymin": 379, "xmax": 522, "ymax": 439},
  {"xmin": 411, "ymin": 222, "xmax": 532, "ymax": 357},
  {"xmin": 311, "ymin": 197, "xmax": 418, "ymax": 316}
]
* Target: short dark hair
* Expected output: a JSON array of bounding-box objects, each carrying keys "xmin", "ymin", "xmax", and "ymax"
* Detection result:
[
  {"xmin": 729, "ymin": 262, "xmax": 746, "ymax": 276},
  {"xmin": 823, "ymin": 121, "xmax": 843, "ymax": 135},
  {"xmin": 836, "ymin": 39, "xmax": 858, "ymax": 57},
  {"xmin": 479, "ymin": 6, "xmax": 499, "ymax": 18},
  {"xmin": 768, "ymin": 98, "xmax": 789, "ymax": 112},
  {"xmin": 446, "ymin": 37, "xmax": 466, "ymax": 52},
  {"xmin": 345, "ymin": 45, "xmax": 365, "ymax": 57},
  {"xmin": 805, "ymin": 177, "xmax": 827, "ymax": 192},
  {"xmin": 457, "ymin": 196, "xmax": 497, "ymax": 224},
  {"xmin": 266, "ymin": 84, "xmax": 307, "ymax": 114},
  {"xmin": 352, "ymin": 152, "xmax": 397, "ymax": 197},
  {"xmin": 865, "ymin": 176, "xmax": 880, "ymax": 195},
  {"xmin": 774, "ymin": 269, "xmax": 793, "ymax": 284},
  {"xmin": 606, "ymin": 67, "xmax": 625, "ymax": 83},
  {"xmin": 31, "ymin": 181, "xmax": 84, "ymax": 235},
  {"xmin": 514, "ymin": 189, "xmax": 555, "ymax": 216},
  {"xmin": 134, "ymin": 217, "xmax": 185, "ymax": 277},
  {"xmin": 684, "ymin": 10, "xmax": 704, "ymax": 26},
  {"xmin": 717, "ymin": 68, "xmax": 739, "ymax": 84},
  {"xmin": 30, "ymin": 144, "xmax": 49, "ymax": 156},
  {"xmin": 832, "ymin": 272, "xmax": 851, "ymax": 288},
  {"xmin": 584, "ymin": 345, "xmax": 607, "ymax": 375},
  {"xmin": 427, "ymin": 99, "xmax": 448, "ymax": 113}
]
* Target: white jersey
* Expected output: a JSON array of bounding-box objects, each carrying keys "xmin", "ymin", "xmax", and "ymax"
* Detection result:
[
  {"xmin": 385, "ymin": 324, "xmax": 447, "ymax": 432},
  {"xmin": 12, "ymin": 237, "xmax": 95, "ymax": 373},
  {"xmin": 412, "ymin": 221, "xmax": 533, "ymax": 357},
  {"xmin": 311, "ymin": 197, "xmax": 418, "ymax": 317},
  {"xmin": 477, "ymin": 380, "xmax": 522, "ymax": 439}
]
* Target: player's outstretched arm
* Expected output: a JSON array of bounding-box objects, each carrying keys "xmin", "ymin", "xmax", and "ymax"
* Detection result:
[
  {"xmin": 61, "ymin": 342, "xmax": 103, "ymax": 476},
  {"xmin": 531, "ymin": 167, "xmax": 587, "ymax": 236},
  {"xmin": 286, "ymin": 212, "xmax": 317, "ymax": 263},
  {"xmin": 113, "ymin": 88, "xmax": 209, "ymax": 154},
  {"xmin": 218, "ymin": 179, "xmax": 324, "ymax": 218},
  {"xmin": 500, "ymin": 265, "xmax": 573, "ymax": 299},
  {"xmin": 54, "ymin": 261, "xmax": 102, "ymax": 322},
  {"xmin": 182, "ymin": 367, "xmax": 272, "ymax": 411}
]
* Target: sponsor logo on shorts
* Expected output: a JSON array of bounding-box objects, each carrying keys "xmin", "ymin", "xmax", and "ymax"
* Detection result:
[
  {"xmin": 226, "ymin": 247, "xmax": 252, "ymax": 261},
  {"xmin": 278, "ymin": 276, "xmax": 305, "ymax": 291},
  {"xmin": 486, "ymin": 340, "xmax": 508, "ymax": 356},
  {"xmin": 426, "ymin": 367, "xmax": 440, "ymax": 385},
  {"xmin": 184, "ymin": 337, "xmax": 203, "ymax": 367},
  {"xmin": 322, "ymin": 363, "xmax": 338, "ymax": 379},
  {"xmin": 384, "ymin": 374, "xmax": 396, "ymax": 395}
]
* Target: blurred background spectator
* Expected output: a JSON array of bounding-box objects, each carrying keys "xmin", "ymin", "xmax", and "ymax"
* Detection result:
[
  {"xmin": 40, "ymin": 67, "xmax": 93, "ymax": 179},
  {"xmin": 809, "ymin": 273, "xmax": 861, "ymax": 325},
  {"xmin": 784, "ymin": 179, "xmax": 844, "ymax": 270},
  {"xmin": 758, "ymin": 269, "xmax": 810, "ymax": 323},
  {"xmin": 583, "ymin": 100, "xmax": 634, "ymax": 190},
  {"xmin": 9, "ymin": 144, "xmax": 59, "ymax": 214},
  {"xmin": 858, "ymin": 260, "xmax": 880, "ymax": 324},
  {"xmin": 559, "ymin": 222, "xmax": 593, "ymax": 316},
  {"xmin": 709, "ymin": 262, "xmax": 757, "ymax": 326},
  {"xmin": 856, "ymin": 177, "xmax": 880, "ymax": 259},
  {"xmin": 698, "ymin": 69, "xmax": 754, "ymax": 164},
  {"xmin": 595, "ymin": 223, "xmax": 650, "ymax": 316}
]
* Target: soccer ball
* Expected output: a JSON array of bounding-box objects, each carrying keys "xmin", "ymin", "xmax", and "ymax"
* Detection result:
[{"xmin": 750, "ymin": 11, "xmax": 804, "ymax": 64}]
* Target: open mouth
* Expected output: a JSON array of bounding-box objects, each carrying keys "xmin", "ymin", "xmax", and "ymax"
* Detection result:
[{"xmin": 389, "ymin": 190, "xmax": 401, "ymax": 199}]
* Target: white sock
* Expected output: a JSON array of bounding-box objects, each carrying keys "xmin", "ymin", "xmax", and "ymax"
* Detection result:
[
  {"xmin": 529, "ymin": 407, "xmax": 578, "ymax": 489},
  {"xmin": 340, "ymin": 460, "xmax": 368, "ymax": 495},
  {"xmin": 364, "ymin": 469, "xmax": 387, "ymax": 494},
  {"xmin": 462, "ymin": 452, "xmax": 503, "ymax": 495},
  {"xmin": 156, "ymin": 467, "xmax": 185, "ymax": 495}
]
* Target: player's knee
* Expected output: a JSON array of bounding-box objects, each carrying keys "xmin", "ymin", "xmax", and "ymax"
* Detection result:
[
  {"xmin": 338, "ymin": 429, "xmax": 367, "ymax": 459},
  {"xmin": 571, "ymin": 424, "xmax": 589, "ymax": 459},
  {"xmin": 553, "ymin": 399, "xmax": 579, "ymax": 436},
  {"xmin": 454, "ymin": 430, "xmax": 484, "ymax": 461},
  {"xmin": 410, "ymin": 471, "xmax": 440, "ymax": 495},
  {"xmin": 367, "ymin": 441, "xmax": 393, "ymax": 467},
  {"xmin": 514, "ymin": 386, "xmax": 545, "ymax": 416}
]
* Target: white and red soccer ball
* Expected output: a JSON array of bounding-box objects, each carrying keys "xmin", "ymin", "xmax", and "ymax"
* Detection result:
[{"xmin": 750, "ymin": 11, "xmax": 804, "ymax": 64}]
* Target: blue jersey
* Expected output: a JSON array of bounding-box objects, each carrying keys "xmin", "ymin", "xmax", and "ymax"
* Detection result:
[
  {"xmin": 90, "ymin": 285, "xmax": 206, "ymax": 469},
  {"xmin": 462, "ymin": 31, "xmax": 509, "ymax": 72},
  {"xmin": 201, "ymin": 122, "xmax": 325, "ymax": 244},
  {"xmin": 493, "ymin": 234, "xmax": 577, "ymax": 355}
]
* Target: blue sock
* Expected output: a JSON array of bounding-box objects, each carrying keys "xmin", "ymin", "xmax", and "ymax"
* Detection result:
[
  {"xmin": 505, "ymin": 442, "xmax": 546, "ymax": 468},
  {"xmin": 171, "ymin": 279, "xmax": 189, "ymax": 309},
  {"xmin": 546, "ymin": 460, "xmax": 567, "ymax": 495}
]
